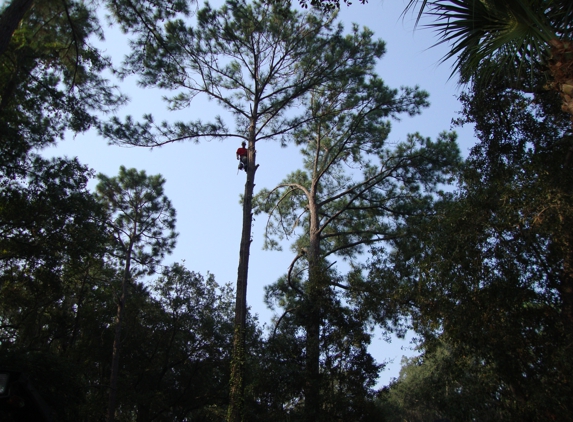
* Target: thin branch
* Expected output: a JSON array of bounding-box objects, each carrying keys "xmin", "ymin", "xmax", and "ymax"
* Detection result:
[
  {"xmin": 320, "ymin": 229, "xmax": 394, "ymax": 240},
  {"xmin": 264, "ymin": 186, "xmax": 298, "ymax": 240},
  {"xmin": 271, "ymin": 308, "xmax": 296, "ymax": 338},
  {"xmin": 287, "ymin": 252, "xmax": 305, "ymax": 297},
  {"xmin": 323, "ymin": 234, "xmax": 401, "ymax": 258},
  {"xmin": 62, "ymin": 0, "xmax": 81, "ymax": 90}
]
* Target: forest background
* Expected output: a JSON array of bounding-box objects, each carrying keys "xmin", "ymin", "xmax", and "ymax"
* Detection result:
[
  {"xmin": 44, "ymin": 0, "xmax": 474, "ymax": 385},
  {"xmin": 3, "ymin": 0, "xmax": 571, "ymax": 420}
]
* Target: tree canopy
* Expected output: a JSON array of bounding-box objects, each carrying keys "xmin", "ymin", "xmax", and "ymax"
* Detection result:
[
  {"xmin": 254, "ymin": 33, "xmax": 460, "ymax": 419},
  {"xmin": 372, "ymin": 72, "xmax": 573, "ymax": 421},
  {"xmin": 3, "ymin": 0, "xmax": 572, "ymax": 421}
]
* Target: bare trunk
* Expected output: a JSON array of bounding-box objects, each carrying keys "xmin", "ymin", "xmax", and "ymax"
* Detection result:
[
  {"xmin": 560, "ymin": 247, "xmax": 573, "ymax": 327},
  {"xmin": 137, "ymin": 403, "xmax": 150, "ymax": 422},
  {"xmin": 304, "ymin": 193, "xmax": 322, "ymax": 422},
  {"xmin": 228, "ymin": 124, "xmax": 257, "ymax": 422},
  {"xmin": 68, "ymin": 269, "xmax": 90, "ymax": 353},
  {"xmin": 107, "ymin": 250, "xmax": 132, "ymax": 422},
  {"xmin": 547, "ymin": 39, "xmax": 573, "ymax": 125},
  {"xmin": 0, "ymin": 0, "xmax": 34, "ymax": 57}
]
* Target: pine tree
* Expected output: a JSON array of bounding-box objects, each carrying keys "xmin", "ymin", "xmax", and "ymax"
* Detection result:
[
  {"xmin": 256, "ymin": 55, "xmax": 460, "ymax": 420},
  {"xmin": 373, "ymin": 78, "xmax": 573, "ymax": 420},
  {"xmin": 95, "ymin": 166, "xmax": 177, "ymax": 422},
  {"xmin": 0, "ymin": 0, "xmax": 126, "ymax": 178},
  {"xmin": 100, "ymin": 2, "xmax": 386, "ymax": 419}
]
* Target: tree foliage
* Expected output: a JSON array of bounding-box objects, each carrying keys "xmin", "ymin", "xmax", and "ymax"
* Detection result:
[
  {"xmin": 95, "ymin": 166, "xmax": 177, "ymax": 422},
  {"xmin": 379, "ymin": 342, "xmax": 514, "ymax": 422},
  {"xmin": 101, "ymin": 0, "xmax": 382, "ymax": 148},
  {"xmin": 373, "ymin": 75, "xmax": 573, "ymax": 420},
  {"xmin": 254, "ymin": 36, "xmax": 460, "ymax": 419},
  {"xmin": 105, "ymin": 263, "xmax": 236, "ymax": 421},
  {"xmin": 0, "ymin": 0, "xmax": 125, "ymax": 175},
  {"xmin": 0, "ymin": 158, "xmax": 107, "ymax": 349},
  {"xmin": 100, "ymin": 2, "xmax": 395, "ymax": 419},
  {"xmin": 96, "ymin": 166, "xmax": 178, "ymax": 277},
  {"xmin": 12, "ymin": 0, "xmax": 573, "ymax": 420},
  {"xmin": 406, "ymin": 0, "xmax": 573, "ymax": 123}
]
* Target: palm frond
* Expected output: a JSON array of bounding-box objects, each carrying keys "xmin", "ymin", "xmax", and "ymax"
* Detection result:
[{"xmin": 426, "ymin": 0, "xmax": 557, "ymax": 85}]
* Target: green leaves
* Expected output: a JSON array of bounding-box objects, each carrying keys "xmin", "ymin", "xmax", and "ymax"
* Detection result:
[
  {"xmin": 0, "ymin": 0, "xmax": 126, "ymax": 174},
  {"xmin": 258, "ymin": 82, "xmax": 459, "ymax": 262},
  {"xmin": 95, "ymin": 166, "xmax": 178, "ymax": 275},
  {"xmin": 375, "ymin": 73, "xmax": 573, "ymax": 420},
  {"xmin": 406, "ymin": 0, "xmax": 573, "ymax": 94},
  {"xmin": 104, "ymin": 0, "xmax": 387, "ymax": 148},
  {"xmin": 253, "ymin": 23, "xmax": 462, "ymax": 418},
  {"xmin": 0, "ymin": 156, "xmax": 106, "ymax": 272},
  {"xmin": 0, "ymin": 156, "xmax": 109, "ymax": 360}
]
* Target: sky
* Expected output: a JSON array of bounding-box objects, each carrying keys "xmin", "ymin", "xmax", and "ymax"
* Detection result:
[{"xmin": 43, "ymin": 0, "xmax": 476, "ymax": 387}]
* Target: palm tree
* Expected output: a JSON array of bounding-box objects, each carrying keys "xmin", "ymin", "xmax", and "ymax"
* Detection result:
[{"xmin": 405, "ymin": 0, "xmax": 573, "ymax": 121}]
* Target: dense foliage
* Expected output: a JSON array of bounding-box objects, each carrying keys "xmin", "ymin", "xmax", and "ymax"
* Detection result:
[
  {"xmin": 254, "ymin": 45, "xmax": 460, "ymax": 419},
  {"xmin": 373, "ymin": 78, "xmax": 573, "ymax": 421},
  {"xmin": 2, "ymin": 0, "xmax": 572, "ymax": 421}
]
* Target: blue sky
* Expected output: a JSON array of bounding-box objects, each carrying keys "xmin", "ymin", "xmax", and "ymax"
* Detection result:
[{"xmin": 44, "ymin": 0, "xmax": 476, "ymax": 387}]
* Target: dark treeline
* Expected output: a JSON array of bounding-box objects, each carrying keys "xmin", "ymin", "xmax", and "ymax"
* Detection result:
[{"xmin": 1, "ymin": 1, "xmax": 572, "ymax": 421}]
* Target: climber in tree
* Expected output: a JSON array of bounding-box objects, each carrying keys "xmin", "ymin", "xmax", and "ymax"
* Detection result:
[{"xmin": 236, "ymin": 141, "xmax": 248, "ymax": 172}]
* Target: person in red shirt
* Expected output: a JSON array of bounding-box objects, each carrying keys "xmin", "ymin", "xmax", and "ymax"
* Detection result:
[{"xmin": 236, "ymin": 141, "xmax": 248, "ymax": 171}]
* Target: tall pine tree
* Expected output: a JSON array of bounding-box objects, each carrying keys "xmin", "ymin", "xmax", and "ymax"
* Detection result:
[
  {"xmin": 95, "ymin": 166, "xmax": 177, "ymax": 422},
  {"xmin": 256, "ymin": 54, "xmax": 460, "ymax": 420},
  {"xmin": 100, "ymin": 2, "xmax": 387, "ymax": 419}
]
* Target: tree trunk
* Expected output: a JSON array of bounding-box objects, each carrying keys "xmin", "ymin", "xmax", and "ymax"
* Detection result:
[
  {"xmin": 228, "ymin": 124, "xmax": 257, "ymax": 422},
  {"xmin": 547, "ymin": 39, "xmax": 573, "ymax": 125},
  {"xmin": 304, "ymin": 286, "xmax": 321, "ymax": 422},
  {"xmin": 0, "ymin": 0, "xmax": 35, "ymax": 57},
  {"xmin": 560, "ymin": 246, "xmax": 573, "ymax": 327},
  {"xmin": 137, "ymin": 403, "xmax": 150, "ymax": 422},
  {"xmin": 304, "ymin": 194, "xmax": 322, "ymax": 422},
  {"xmin": 107, "ymin": 251, "xmax": 132, "ymax": 422}
]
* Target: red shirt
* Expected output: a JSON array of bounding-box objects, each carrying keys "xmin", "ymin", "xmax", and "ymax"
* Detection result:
[{"xmin": 236, "ymin": 147, "xmax": 247, "ymax": 157}]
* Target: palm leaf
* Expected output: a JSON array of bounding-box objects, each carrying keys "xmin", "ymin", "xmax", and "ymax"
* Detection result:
[{"xmin": 425, "ymin": 0, "xmax": 557, "ymax": 85}]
